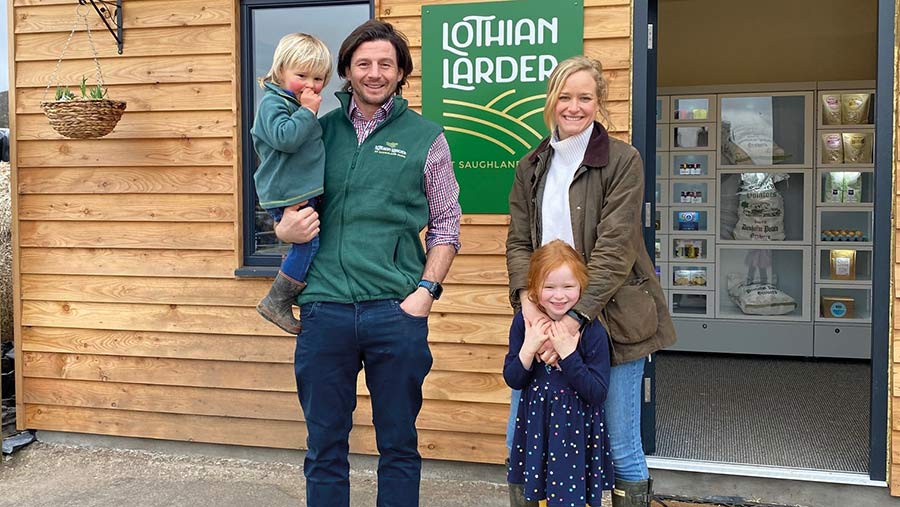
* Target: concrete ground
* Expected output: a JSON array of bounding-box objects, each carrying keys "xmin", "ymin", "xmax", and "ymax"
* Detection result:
[{"xmin": 1, "ymin": 432, "xmax": 897, "ymax": 507}]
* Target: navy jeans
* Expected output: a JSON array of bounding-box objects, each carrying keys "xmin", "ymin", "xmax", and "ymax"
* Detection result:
[
  {"xmin": 267, "ymin": 196, "xmax": 319, "ymax": 283},
  {"xmin": 295, "ymin": 299, "xmax": 433, "ymax": 507}
]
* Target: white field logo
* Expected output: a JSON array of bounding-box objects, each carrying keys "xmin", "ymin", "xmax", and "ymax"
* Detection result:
[{"xmin": 374, "ymin": 141, "xmax": 407, "ymax": 159}]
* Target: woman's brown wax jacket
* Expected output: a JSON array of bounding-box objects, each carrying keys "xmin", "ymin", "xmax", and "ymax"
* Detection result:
[{"xmin": 506, "ymin": 122, "xmax": 676, "ymax": 365}]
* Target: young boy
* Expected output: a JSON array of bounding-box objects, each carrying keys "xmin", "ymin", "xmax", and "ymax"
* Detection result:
[{"xmin": 251, "ymin": 33, "xmax": 331, "ymax": 334}]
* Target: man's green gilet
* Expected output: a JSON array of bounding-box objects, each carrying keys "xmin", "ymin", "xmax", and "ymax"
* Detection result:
[{"xmin": 299, "ymin": 92, "xmax": 443, "ymax": 304}]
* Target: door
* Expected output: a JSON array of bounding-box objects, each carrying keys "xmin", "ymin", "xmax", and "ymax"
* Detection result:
[{"xmin": 631, "ymin": 0, "xmax": 659, "ymax": 454}]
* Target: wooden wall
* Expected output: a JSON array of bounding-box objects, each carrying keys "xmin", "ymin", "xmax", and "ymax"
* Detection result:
[
  {"xmin": 891, "ymin": 0, "xmax": 900, "ymax": 493},
  {"xmin": 10, "ymin": 0, "xmax": 632, "ymax": 465}
]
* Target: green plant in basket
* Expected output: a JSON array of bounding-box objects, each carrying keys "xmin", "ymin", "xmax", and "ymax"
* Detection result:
[{"xmin": 41, "ymin": 75, "xmax": 126, "ymax": 139}]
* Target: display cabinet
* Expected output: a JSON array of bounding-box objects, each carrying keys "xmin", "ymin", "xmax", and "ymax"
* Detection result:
[
  {"xmin": 816, "ymin": 208, "xmax": 872, "ymax": 245},
  {"xmin": 669, "ymin": 290, "xmax": 715, "ymax": 319},
  {"xmin": 816, "ymin": 130, "xmax": 874, "ymax": 168},
  {"xmin": 671, "ymin": 123, "xmax": 716, "ymax": 151},
  {"xmin": 815, "ymin": 245, "xmax": 872, "ymax": 284},
  {"xmin": 715, "ymin": 245, "xmax": 812, "ymax": 321},
  {"xmin": 656, "ymin": 181, "xmax": 668, "ymax": 206},
  {"xmin": 716, "ymin": 170, "xmax": 813, "ymax": 244},
  {"xmin": 672, "ymin": 263, "xmax": 715, "ymax": 290},
  {"xmin": 672, "ymin": 95, "xmax": 716, "ymax": 122},
  {"xmin": 816, "ymin": 169, "xmax": 874, "ymax": 205},
  {"xmin": 815, "ymin": 286, "xmax": 872, "ymax": 323},
  {"xmin": 670, "ymin": 151, "xmax": 715, "ymax": 178},
  {"xmin": 670, "ymin": 208, "xmax": 711, "ymax": 234},
  {"xmin": 655, "ymin": 208, "xmax": 668, "ymax": 234},
  {"xmin": 656, "ymin": 235, "xmax": 669, "ymax": 262},
  {"xmin": 658, "ymin": 262, "xmax": 671, "ymax": 289},
  {"xmin": 657, "ymin": 124, "xmax": 669, "ymax": 151},
  {"xmin": 657, "ymin": 96, "xmax": 669, "ymax": 124},
  {"xmin": 718, "ymin": 92, "xmax": 814, "ymax": 168},
  {"xmin": 670, "ymin": 235, "xmax": 715, "ymax": 262},
  {"xmin": 813, "ymin": 323, "xmax": 870, "ymax": 359},
  {"xmin": 816, "ymin": 90, "xmax": 875, "ymax": 128},
  {"xmin": 656, "ymin": 151, "xmax": 668, "ymax": 178},
  {"xmin": 670, "ymin": 179, "xmax": 715, "ymax": 206}
]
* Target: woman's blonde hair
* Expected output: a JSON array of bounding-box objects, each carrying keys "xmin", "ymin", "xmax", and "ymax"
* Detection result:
[
  {"xmin": 542, "ymin": 56, "xmax": 611, "ymax": 134},
  {"xmin": 526, "ymin": 240, "xmax": 589, "ymax": 307},
  {"xmin": 259, "ymin": 33, "xmax": 333, "ymax": 89}
]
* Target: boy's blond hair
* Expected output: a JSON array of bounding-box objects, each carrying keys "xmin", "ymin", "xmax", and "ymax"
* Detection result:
[{"xmin": 260, "ymin": 33, "xmax": 333, "ymax": 89}]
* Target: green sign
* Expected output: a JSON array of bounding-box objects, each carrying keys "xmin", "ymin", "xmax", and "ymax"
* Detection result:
[{"xmin": 422, "ymin": 0, "xmax": 584, "ymax": 214}]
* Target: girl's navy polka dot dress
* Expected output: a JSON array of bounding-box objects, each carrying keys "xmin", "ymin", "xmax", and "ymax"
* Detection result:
[{"xmin": 505, "ymin": 316, "xmax": 614, "ymax": 507}]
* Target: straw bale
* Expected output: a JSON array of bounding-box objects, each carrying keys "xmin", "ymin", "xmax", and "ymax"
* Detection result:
[{"xmin": 0, "ymin": 161, "xmax": 11, "ymax": 343}]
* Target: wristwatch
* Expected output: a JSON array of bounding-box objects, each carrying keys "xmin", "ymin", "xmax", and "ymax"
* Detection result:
[
  {"xmin": 566, "ymin": 309, "xmax": 590, "ymax": 330},
  {"xmin": 417, "ymin": 280, "xmax": 444, "ymax": 300}
]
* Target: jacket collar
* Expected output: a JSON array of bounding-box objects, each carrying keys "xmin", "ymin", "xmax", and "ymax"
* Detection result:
[
  {"xmin": 263, "ymin": 81, "xmax": 300, "ymax": 105},
  {"xmin": 528, "ymin": 121, "xmax": 610, "ymax": 168},
  {"xmin": 335, "ymin": 90, "xmax": 408, "ymax": 122}
]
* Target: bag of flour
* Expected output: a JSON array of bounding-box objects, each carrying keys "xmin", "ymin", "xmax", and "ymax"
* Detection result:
[
  {"xmin": 726, "ymin": 273, "xmax": 797, "ymax": 316},
  {"xmin": 732, "ymin": 173, "xmax": 788, "ymax": 241}
]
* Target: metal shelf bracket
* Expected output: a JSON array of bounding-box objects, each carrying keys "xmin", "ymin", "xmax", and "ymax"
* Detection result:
[{"xmin": 78, "ymin": 0, "xmax": 123, "ymax": 54}]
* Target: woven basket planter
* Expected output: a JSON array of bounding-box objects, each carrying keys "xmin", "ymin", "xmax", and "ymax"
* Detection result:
[{"xmin": 41, "ymin": 99, "xmax": 127, "ymax": 139}]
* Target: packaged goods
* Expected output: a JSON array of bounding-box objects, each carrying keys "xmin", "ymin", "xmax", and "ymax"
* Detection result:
[
  {"xmin": 824, "ymin": 172, "xmax": 844, "ymax": 203},
  {"xmin": 673, "ymin": 267, "xmax": 708, "ymax": 287},
  {"xmin": 841, "ymin": 93, "xmax": 871, "ymax": 125},
  {"xmin": 829, "ymin": 249, "xmax": 857, "ymax": 280},
  {"xmin": 677, "ymin": 211, "xmax": 700, "ymax": 231},
  {"xmin": 842, "ymin": 133, "xmax": 873, "ymax": 164},
  {"xmin": 821, "ymin": 94, "xmax": 842, "ymax": 125},
  {"xmin": 720, "ymin": 120, "xmax": 788, "ymax": 165},
  {"xmin": 821, "ymin": 133, "xmax": 844, "ymax": 164},
  {"xmin": 842, "ymin": 172, "xmax": 862, "ymax": 203},
  {"xmin": 822, "ymin": 296, "xmax": 856, "ymax": 319},
  {"xmin": 733, "ymin": 173, "xmax": 787, "ymax": 241},
  {"xmin": 674, "ymin": 239, "xmax": 704, "ymax": 260},
  {"xmin": 726, "ymin": 273, "xmax": 797, "ymax": 316}
]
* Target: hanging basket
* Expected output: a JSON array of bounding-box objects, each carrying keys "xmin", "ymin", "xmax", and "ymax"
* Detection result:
[
  {"xmin": 41, "ymin": 5, "xmax": 127, "ymax": 140},
  {"xmin": 41, "ymin": 99, "xmax": 126, "ymax": 139}
]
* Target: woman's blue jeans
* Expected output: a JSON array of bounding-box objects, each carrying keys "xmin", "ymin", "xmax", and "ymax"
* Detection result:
[{"xmin": 506, "ymin": 357, "xmax": 649, "ymax": 482}]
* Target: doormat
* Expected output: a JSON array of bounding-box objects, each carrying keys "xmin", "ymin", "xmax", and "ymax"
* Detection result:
[{"xmin": 654, "ymin": 496, "xmax": 804, "ymax": 507}]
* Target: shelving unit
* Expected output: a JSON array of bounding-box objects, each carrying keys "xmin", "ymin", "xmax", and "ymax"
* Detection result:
[{"xmin": 657, "ymin": 83, "xmax": 875, "ymax": 358}]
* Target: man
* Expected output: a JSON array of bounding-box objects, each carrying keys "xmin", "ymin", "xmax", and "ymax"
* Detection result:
[{"xmin": 274, "ymin": 20, "xmax": 461, "ymax": 507}]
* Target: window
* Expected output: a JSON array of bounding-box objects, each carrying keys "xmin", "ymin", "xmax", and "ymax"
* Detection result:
[{"xmin": 239, "ymin": 0, "xmax": 371, "ymax": 273}]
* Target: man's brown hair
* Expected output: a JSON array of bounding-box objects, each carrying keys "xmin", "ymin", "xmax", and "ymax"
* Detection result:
[{"xmin": 338, "ymin": 20, "xmax": 413, "ymax": 96}]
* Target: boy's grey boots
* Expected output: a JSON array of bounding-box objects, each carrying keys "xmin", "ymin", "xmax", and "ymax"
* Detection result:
[
  {"xmin": 508, "ymin": 483, "xmax": 539, "ymax": 507},
  {"xmin": 256, "ymin": 272, "xmax": 305, "ymax": 334},
  {"xmin": 612, "ymin": 477, "xmax": 653, "ymax": 507}
]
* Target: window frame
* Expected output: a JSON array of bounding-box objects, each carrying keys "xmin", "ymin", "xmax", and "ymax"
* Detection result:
[{"xmin": 237, "ymin": 0, "xmax": 373, "ymax": 275}]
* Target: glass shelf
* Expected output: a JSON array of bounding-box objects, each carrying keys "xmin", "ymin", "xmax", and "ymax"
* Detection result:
[
  {"xmin": 816, "ymin": 286, "xmax": 872, "ymax": 323},
  {"xmin": 816, "ymin": 246, "xmax": 872, "ymax": 284},
  {"xmin": 656, "ymin": 152, "xmax": 668, "ymax": 179},
  {"xmin": 717, "ymin": 170, "xmax": 812, "ymax": 244},
  {"xmin": 670, "ymin": 151, "xmax": 715, "ymax": 178},
  {"xmin": 656, "ymin": 181, "xmax": 668, "ymax": 205},
  {"xmin": 817, "ymin": 169, "xmax": 874, "ymax": 205},
  {"xmin": 817, "ymin": 130, "xmax": 874, "ymax": 167},
  {"xmin": 657, "ymin": 262, "xmax": 670, "ymax": 289},
  {"xmin": 657, "ymin": 96, "xmax": 669, "ymax": 124},
  {"xmin": 817, "ymin": 208, "xmax": 872, "ymax": 245},
  {"xmin": 672, "ymin": 95, "xmax": 715, "ymax": 122},
  {"xmin": 716, "ymin": 245, "xmax": 811, "ymax": 321},
  {"xmin": 672, "ymin": 263, "xmax": 715, "ymax": 290},
  {"xmin": 719, "ymin": 92, "xmax": 813, "ymax": 168},
  {"xmin": 671, "ymin": 235, "xmax": 715, "ymax": 262},
  {"xmin": 656, "ymin": 234, "xmax": 668, "ymax": 262},
  {"xmin": 671, "ymin": 123, "xmax": 716, "ymax": 151},
  {"xmin": 671, "ymin": 208, "xmax": 711, "ymax": 234},
  {"xmin": 657, "ymin": 125, "xmax": 669, "ymax": 151},
  {"xmin": 817, "ymin": 90, "xmax": 875, "ymax": 128},
  {"xmin": 671, "ymin": 180, "xmax": 715, "ymax": 207},
  {"xmin": 669, "ymin": 290, "xmax": 714, "ymax": 319}
]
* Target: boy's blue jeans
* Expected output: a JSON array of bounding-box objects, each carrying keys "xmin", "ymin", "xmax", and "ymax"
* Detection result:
[
  {"xmin": 267, "ymin": 196, "xmax": 319, "ymax": 283},
  {"xmin": 505, "ymin": 357, "xmax": 649, "ymax": 482}
]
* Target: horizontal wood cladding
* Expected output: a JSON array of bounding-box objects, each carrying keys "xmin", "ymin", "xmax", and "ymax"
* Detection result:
[
  {"xmin": 21, "ymin": 352, "xmax": 509, "ymax": 403},
  {"xmin": 21, "ymin": 378, "xmax": 508, "ymax": 435},
  {"xmin": 19, "ymin": 221, "xmax": 235, "ymax": 250},
  {"xmin": 17, "ymin": 55, "xmax": 232, "ymax": 88},
  {"xmin": 24, "ymin": 404, "xmax": 507, "ymax": 464},
  {"xmin": 17, "ymin": 139, "xmax": 235, "ymax": 167},
  {"xmin": 18, "ymin": 194, "xmax": 235, "ymax": 221},
  {"xmin": 17, "ymin": 83, "xmax": 234, "ymax": 114},
  {"xmin": 17, "ymin": 111, "xmax": 235, "ymax": 140},
  {"xmin": 378, "ymin": 0, "xmax": 630, "ymax": 18},
  {"xmin": 17, "ymin": 167, "xmax": 235, "ymax": 194},
  {"xmin": 14, "ymin": 0, "xmax": 233, "ymax": 33},
  {"xmin": 15, "ymin": 26, "xmax": 234, "ymax": 61},
  {"xmin": 20, "ymin": 248, "xmax": 238, "ymax": 278}
]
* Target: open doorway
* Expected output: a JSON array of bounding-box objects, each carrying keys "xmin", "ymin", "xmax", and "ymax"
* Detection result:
[{"xmin": 650, "ymin": 0, "xmax": 883, "ymax": 476}]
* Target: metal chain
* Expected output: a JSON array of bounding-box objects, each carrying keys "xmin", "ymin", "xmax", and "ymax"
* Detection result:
[{"xmin": 41, "ymin": 4, "xmax": 106, "ymax": 101}]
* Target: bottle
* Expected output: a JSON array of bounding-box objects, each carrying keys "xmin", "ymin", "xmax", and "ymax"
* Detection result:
[{"xmin": 695, "ymin": 190, "xmax": 703, "ymax": 203}]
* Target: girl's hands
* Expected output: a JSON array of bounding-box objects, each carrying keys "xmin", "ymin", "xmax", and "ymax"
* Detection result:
[
  {"xmin": 299, "ymin": 88, "xmax": 322, "ymax": 114},
  {"xmin": 548, "ymin": 321, "xmax": 579, "ymax": 361},
  {"xmin": 519, "ymin": 318, "xmax": 551, "ymax": 370}
]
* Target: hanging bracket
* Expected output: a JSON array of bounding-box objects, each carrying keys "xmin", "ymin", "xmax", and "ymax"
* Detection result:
[{"xmin": 78, "ymin": 0, "xmax": 123, "ymax": 54}]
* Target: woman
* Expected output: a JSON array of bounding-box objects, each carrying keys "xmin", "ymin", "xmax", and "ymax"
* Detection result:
[{"xmin": 505, "ymin": 55, "xmax": 676, "ymax": 507}]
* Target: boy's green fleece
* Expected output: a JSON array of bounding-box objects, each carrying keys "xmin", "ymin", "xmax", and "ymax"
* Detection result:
[
  {"xmin": 250, "ymin": 81, "xmax": 325, "ymax": 209},
  {"xmin": 300, "ymin": 91, "xmax": 443, "ymax": 304}
]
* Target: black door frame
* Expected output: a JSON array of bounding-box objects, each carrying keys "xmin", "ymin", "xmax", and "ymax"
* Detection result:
[{"xmin": 632, "ymin": 0, "xmax": 892, "ymax": 480}]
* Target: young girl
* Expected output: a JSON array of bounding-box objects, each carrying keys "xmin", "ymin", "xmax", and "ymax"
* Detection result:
[
  {"xmin": 251, "ymin": 33, "xmax": 332, "ymax": 334},
  {"xmin": 504, "ymin": 240, "xmax": 614, "ymax": 507}
]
